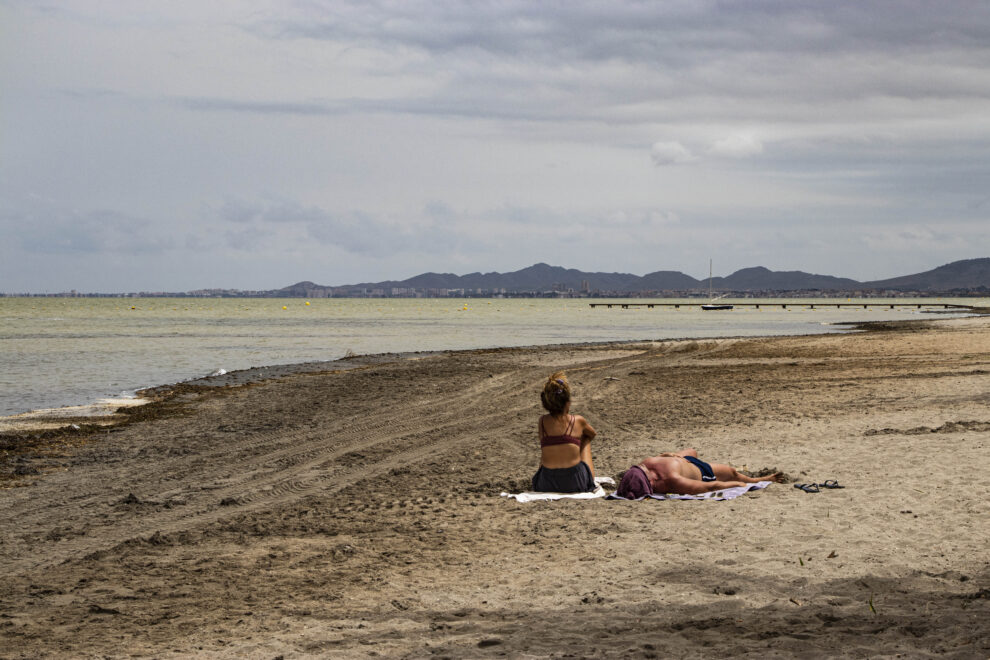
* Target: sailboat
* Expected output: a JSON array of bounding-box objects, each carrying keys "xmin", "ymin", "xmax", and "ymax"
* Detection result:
[{"xmin": 701, "ymin": 259, "xmax": 733, "ymax": 310}]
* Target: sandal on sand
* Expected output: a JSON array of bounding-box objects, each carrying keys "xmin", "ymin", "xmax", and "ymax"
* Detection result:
[
  {"xmin": 818, "ymin": 479, "xmax": 845, "ymax": 489},
  {"xmin": 794, "ymin": 483, "xmax": 820, "ymax": 493}
]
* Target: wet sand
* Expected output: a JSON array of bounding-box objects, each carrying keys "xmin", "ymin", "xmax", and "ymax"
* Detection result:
[{"xmin": 1, "ymin": 317, "xmax": 988, "ymax": 658}]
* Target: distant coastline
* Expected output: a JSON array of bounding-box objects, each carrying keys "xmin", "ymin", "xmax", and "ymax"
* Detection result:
[
  {"xmin": 3, "ymin": 257, "xmax": 988, "ymax": 298},
  {"xmin": 4, "ymin": 289, "xmax": 987, "ymax": 300}
]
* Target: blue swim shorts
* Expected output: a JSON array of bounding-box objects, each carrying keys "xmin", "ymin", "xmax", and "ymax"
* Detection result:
[{"xmin": 683, "ymin": 455, "xmax": 717, "ymax": 481}]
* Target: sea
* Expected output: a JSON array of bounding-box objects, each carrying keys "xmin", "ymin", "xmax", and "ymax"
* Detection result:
[{"xmin": 0, "ymin": 296, "xmax": 983, "ymax": 419}]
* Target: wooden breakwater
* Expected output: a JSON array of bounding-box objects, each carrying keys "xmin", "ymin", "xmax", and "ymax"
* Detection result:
[{"xmin": 588, "ymin": 302, "xmax": 983, "ymax": 311}]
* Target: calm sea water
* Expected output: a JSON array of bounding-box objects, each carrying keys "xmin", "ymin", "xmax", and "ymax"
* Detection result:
[{"xmin": 0, "ymin": 296, "xmax": 982, "ymax": 417}]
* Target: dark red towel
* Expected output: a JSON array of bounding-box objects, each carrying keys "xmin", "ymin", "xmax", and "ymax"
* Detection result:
[{"xmin": 616, "ymin": 465, "xmax": 652, "ymax": 499}]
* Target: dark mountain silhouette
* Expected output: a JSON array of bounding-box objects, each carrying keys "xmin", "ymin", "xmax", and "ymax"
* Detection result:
[
  {"xmin": 639, "ymin": 270, "xmax": 702, "ymax": 290},
  {"xmin": 277, "ymin": 258, "xmax": 989, "ymax": 296},
  {"xmin": 710, "ymin": 267, "xmax": 859, "ymax": 291},
  {"xmin": 862, "ymin": 258, "xmax": 990, "ymax": 292},
  {"xmin": 277, "ymin": 281, "xmax": 322, "ymax": 297},
  {"xmin": 335, "ymin": 263, "xmax": 660, "ymax": 293}
]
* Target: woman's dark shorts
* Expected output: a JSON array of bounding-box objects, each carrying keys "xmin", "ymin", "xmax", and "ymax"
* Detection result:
[{"xmin": 531, "ymin": 461, "xmax": 596, "ymax": 493}]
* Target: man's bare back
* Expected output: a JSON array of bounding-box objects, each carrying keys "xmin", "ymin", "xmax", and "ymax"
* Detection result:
[{"xmin": 617, "ymin": 448, "xmax": 783, "ymax": 498}]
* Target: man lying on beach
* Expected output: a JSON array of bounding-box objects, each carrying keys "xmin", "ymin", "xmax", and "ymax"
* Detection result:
[{"xmin": 615, "ymin": 448, "xmax": 784, "ymax": 498}]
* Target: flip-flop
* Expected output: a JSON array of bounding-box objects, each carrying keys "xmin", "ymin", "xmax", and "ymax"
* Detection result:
[
  {"xmin": 794, "ymin": 483, "xmax": 820, "ymax": 493},
  {"xmin": 818, "ymin": 480, "xmax": 845, "ymax": 489}
]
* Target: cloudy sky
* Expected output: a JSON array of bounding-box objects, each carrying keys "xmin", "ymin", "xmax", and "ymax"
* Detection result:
[{"xmin": 2, "ymin": 1, "xmax": 989, "ymax": 292}]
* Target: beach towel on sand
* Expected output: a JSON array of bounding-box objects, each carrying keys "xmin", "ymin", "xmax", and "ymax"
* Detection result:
[
  {"xmin": 606, "ymin": 480, "xmax": 772, "ymax": 501},
  {"xmin": 500, "ymin": 477, "xmax": 615, "ymax": 503}
]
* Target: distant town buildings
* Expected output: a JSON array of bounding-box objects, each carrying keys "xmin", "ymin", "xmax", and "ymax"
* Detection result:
[
  {"xmin": 3, "ymin": 286, "xmax": 987, "ymax": 299},
  {"xmin": 3, "ymin": 260, "xmax": 987, "ymax": 298}
]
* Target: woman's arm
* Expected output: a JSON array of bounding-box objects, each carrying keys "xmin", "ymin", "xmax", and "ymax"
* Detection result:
[{"xmin": 578, "ymin": 415, "xmax": 596, "ymax": 441}]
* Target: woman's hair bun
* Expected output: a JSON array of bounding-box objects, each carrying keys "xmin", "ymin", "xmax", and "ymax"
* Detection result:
[{"xmin": 541, "ymin": 371, "xmax": 571, "ymax": 414}]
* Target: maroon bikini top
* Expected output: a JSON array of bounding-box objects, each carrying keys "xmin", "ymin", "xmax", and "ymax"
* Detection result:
[{"xmin": 539, "ymin": 414, "xmax": 582, "ymax": 448}]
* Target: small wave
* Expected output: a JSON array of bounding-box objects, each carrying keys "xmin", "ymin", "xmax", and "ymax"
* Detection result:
[
  {"xmin": 209, "ymin": 368, "xmax": 228, "ymax": 377},
  {"xmin": 0, "ymin": 396, "xmax": 149, "ymax": 433}
]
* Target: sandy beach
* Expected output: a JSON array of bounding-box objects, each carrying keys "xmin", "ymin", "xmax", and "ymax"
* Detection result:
[{"xmin": 1, "ymin": 317, "xmax": 988, "ymax": 658}]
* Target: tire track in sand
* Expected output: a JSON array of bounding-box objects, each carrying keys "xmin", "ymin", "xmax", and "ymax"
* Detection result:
[
  {"xmin": 0, "ymin": 365, "xmax": 544, "ymax": 574},
  {"xmin": 2, "ymin": 345, "xmax": 670, "ymax": 575},
  {"xmin": 0, "ymin": 365, "xmax": 514, "ymax": 538}
]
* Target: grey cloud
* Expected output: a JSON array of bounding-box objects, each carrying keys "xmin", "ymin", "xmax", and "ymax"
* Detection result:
[
  {"xmin": 422, "ymin": 201, "xmax": 460, "ymax": 230},
  {"xmin": 651, "ymin": 141, "xmax": 694, "ymax": 165},
  {"xmin": 7, "ymin": 208, "xmax": 176, "ymax": 256},
  {"xmin": 476, "ymin": 205, "xmax": 682, "ymax": 246},
  {"xmin": 861, "ymin": 224, "xmax": 977, "ymax": 256},
  {"xmin": 306, "ymin": 209, "xmax": 404, "ymax": 256},
  {"xmin": 177, "ymin": 91, "xmax": 574, "ymax": 124},
  {"xmin": 219, "ymin": 199, "xmax": 331, "ymax": 225},
  {"xmin": 220, "ymin": 223, "xmax": 301, "ymax": 251},
  {"xmin": 218, "ymin": 200, "xmax": 440, "ymax": 257},
  {"xmin": 181, "ymin": 97, "xmax": 347, "ymax": 117},
  {"xmin": 214, "ymin": 200, "xmax": 382, "ymax": 253},
  {"xmin": 194, "ymin": 1, "xmax": 990, "ymax": 139},
  {"xmin": 249, "ymin": 2, "xmax": 990, "ymax": 77},
  {"xmin": 57, "ymin": 87, "xmax": 124, "ymax": 101},
  {"xmin": 254, "ymin": 2, "xmax": 972, "ymax": 61},
  {"xmin": 217, "ymin": 199, "xmax": 620, "ymax": 258},
  {"xmin": 478, "ymin": 205, "xmax": 568, "ymax": 227},
  {"xmin": 709, "ymin": 134, "xmax": 763, "ymax": 158},
  {"xmin": 4, "ymin": 1, "xmax": 990, "ymax": 292},
  {"xmin": 310, "ymin": 209, "xmax": 471, "ymax": 258}
]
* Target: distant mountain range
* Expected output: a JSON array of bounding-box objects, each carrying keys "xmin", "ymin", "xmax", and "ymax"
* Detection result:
[{"xmin": 279, "ymin": 257, "xmax": 990, "ymax": 297}]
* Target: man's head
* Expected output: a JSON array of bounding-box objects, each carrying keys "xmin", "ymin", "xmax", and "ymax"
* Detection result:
[{"xmin": 616, "ymin": 465, "xmax": 652, "ymax": 499}]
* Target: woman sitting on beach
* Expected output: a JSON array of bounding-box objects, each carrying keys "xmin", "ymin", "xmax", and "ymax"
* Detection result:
[{"xmin": 532, "ymin": 371, "xmax": 597, "ymax": 493}]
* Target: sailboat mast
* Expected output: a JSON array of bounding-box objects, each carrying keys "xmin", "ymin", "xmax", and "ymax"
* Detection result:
[{"xmin": 709, "ymin": 258, "xmax": 713, "ymax": 300}]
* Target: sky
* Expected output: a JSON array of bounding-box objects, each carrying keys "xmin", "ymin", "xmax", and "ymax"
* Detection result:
[{"xmin": 2, "ymin": 0, "xmax": 990, "ymax": 293}]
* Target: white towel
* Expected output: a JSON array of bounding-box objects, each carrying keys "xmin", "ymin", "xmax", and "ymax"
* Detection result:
[{"xmin": 500, "ymin": 477, "xmax": 615, "ymax": 503}]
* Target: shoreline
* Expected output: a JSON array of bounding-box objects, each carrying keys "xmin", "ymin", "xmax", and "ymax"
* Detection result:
[
  {"xmin": 2, "ymin": 299, "xmax": 981, "ymax": 429},
  {"xmin": 0, "ymin": 314, "xmax": 961, "ymax": 483},
  {"xmin": 1, "ymin": 315, "xmax": 988, "ymax": 656},
  {"xmin": 0, "ymin": 314, "xmax": 953, "ymax": 435}
]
